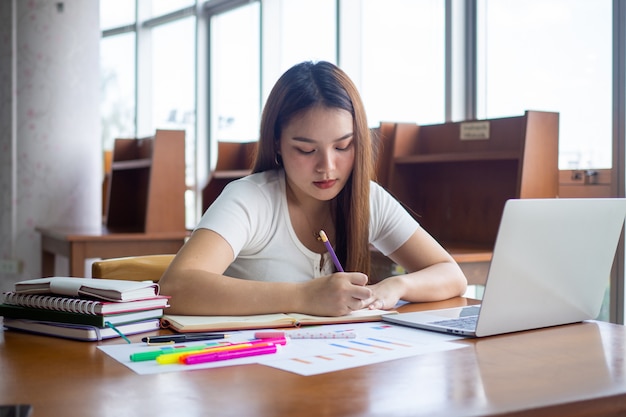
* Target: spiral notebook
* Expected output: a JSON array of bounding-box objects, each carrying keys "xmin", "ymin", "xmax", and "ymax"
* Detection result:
[
  {"xmin": 1, "ymin": 292, "xmax": 169, "ymax": 315},
  {"xmin": 2, "ymin": 318, "xmax": 161, "ymax": 342},
  {"xmin": 0, "ymin": 304, "xmax": 164, "ymax": 327}
]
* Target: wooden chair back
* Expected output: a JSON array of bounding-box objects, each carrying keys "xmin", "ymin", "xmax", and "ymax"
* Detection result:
[{"xmin": 91, "ymin": 254, "xmax": 175, "ymax": 282}]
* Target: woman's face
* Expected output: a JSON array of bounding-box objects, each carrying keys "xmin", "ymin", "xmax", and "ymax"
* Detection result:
[{"xmin": 279, "ymin": 106, "xmax": 355, "ymax": 203}]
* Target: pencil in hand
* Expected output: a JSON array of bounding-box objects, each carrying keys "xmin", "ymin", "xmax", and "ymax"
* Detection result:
[{"xmin": 319, "ymin": 230, "xmax": 344, "ymax": 272}]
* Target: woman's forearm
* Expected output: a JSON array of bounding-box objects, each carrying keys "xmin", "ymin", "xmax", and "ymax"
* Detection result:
[
  {"xmin": 160, "ymin": 268, "xmax": 302, "ymax": 316},
  {"xmin": 383, "ymin": 262, "xmax": 467, "ymax": 303}
]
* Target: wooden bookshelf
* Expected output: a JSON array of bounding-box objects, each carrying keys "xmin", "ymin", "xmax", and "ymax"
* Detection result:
[
  {"xmin": 386, "ymin": 110, "xmax": 558, "ymax": 249},
  {"xmin": 105, "ymin": 129, "xmax": 186, "ymax": 233},
  {"xmin": 374, "ymin": 111, "xmax": 559, "ymax": 283}
]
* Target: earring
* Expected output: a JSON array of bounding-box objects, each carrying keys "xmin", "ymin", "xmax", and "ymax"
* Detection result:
[{"xmin": 274, "ymin": 153, "xmax": 282, "ymax": 166}]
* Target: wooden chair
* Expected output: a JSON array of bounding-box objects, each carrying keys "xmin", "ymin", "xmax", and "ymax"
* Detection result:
[{"xmin": 91, "ymin": 254, "xmax": 175, "ymax": 282}]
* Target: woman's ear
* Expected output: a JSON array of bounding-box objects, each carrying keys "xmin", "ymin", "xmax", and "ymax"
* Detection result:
[{"xmin": 274, "ymin": 141, "xmax": 282, "ymax": 166}]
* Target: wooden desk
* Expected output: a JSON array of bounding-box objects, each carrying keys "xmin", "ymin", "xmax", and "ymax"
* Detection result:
[
  {"xmin": 2, "ymin": 297, "xmax": 626, "ymax": 417},
  {"xmin": 37, "ymin": 227, "xmax": 187, "ymax": 277}
]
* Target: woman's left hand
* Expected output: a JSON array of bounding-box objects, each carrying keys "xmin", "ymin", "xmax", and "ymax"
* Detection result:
[{"xmin": 365, "ymin": 278, "xmax": 402, "ymax": 310}]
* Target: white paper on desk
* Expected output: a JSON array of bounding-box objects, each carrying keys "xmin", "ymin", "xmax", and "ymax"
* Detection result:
[
  {"xmin": 98, "ymin": 330, "xmax": 260, "ymax": 375},
  {"xmin": 97, "ymin": 322, "xmax": 467, "ymax": 376},
  {"xmin": 256, "ymin": 322, "xmax": 467, "ymax": 376}
]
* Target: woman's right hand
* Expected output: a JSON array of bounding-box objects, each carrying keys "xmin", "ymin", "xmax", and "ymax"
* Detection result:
[{"xmin": 298, "ymin": 272, "xmax": 374, "ymax": 316}]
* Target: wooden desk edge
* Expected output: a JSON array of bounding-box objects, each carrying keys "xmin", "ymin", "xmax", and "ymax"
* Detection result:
[
  {"xmin": 36, "ymin": 226, "xmax": 190, "ymax": 241},
  {"xmin": 397, "ymin": 296, "xmax": 481, "ymax": 314}
]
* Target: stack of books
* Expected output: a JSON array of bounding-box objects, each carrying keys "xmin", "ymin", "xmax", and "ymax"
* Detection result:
[{"xmin": 0, "ymin": 277, "xmax": 169, "ymax": 341}]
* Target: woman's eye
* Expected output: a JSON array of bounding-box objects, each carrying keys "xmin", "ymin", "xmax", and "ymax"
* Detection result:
[
  {"xmin": 297, "ymin": 148, "xmax": 315, "ymax": 155},
  {"xmin": 336, "ymin": 142, "xmax": 353, "ymax": 151}
]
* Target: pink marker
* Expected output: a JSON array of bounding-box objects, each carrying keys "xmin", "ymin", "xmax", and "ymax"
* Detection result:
[{"xmin": 182, "ymin": 344, "xmax": 278, "ymax": 365}]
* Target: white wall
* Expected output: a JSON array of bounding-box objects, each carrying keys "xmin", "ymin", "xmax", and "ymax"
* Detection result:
[{"xmin": 0, "ymin": 0, "xmax": 101, "ymax": 291}]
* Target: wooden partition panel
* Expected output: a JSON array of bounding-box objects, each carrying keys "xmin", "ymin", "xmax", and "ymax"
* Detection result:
[
  {"xmin": 105, "ymin": 129, "xmax": 186, "ymax": 233},
  {"xmin": 519, "ymin": 111, "xmax": 560, "ymax": 198},
  {"xmin": 385, "ymin": 110, "xmax": 559, "ymax": 252},
  {"xmin": 372, "ymin": 122, "xmax": 397, "ymax": 188},
  {"xmin": 214, "ymin": 141, "xmax": 257, "ymax": 171},
  {"xmin": 201, "ymin": 141, "xmax": 257, "ymax": 213},
  {"xmin": 145, "ymin": 130, "xmax": 186, "ymax": 232},
  {"xmin": 106, "ymin": 160, "xmax": 150, "ymax": 231},
  {"xmin": 559, "ymin": 169, "xmax": 613, "ymax": 198},
  {"xmin": 393, "ymin": 160, "xmax": 519, "ymax": 245}
]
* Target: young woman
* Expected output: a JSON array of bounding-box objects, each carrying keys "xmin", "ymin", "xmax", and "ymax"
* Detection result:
[{"xmin": 159, "ymin": 61, "xmax": 467, "ymax": 316}]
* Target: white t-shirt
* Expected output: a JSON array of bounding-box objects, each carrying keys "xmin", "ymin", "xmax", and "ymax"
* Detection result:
[{"xmin": 196, "ymin": 170, "xmax": 418, "ymax": 282}]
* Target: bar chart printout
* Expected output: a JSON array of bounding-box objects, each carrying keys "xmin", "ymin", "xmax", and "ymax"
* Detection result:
[{"xmin": 257, "ymin": 322, "xmax": 465, "ymax": 376}]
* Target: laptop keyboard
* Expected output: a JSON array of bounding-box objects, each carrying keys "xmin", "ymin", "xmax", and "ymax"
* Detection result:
[{"xmin": 432, "ymin": 315, "xmax": 478, "ymax": 330}]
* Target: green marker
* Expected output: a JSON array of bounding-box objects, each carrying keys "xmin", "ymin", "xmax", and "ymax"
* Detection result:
[{"xmin": 130, "ymin": 343, "xmax": 222, "ymax": 362}]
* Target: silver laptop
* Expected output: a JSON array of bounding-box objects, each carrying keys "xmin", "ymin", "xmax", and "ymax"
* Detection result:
[{"xmin": 383, "ymin": 198, "xmax": 626, "ymax": 337}]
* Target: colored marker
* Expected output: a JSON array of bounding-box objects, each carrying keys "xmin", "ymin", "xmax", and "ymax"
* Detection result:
[
  {"xmin": 130, "ymin": 342, "xmax": 225, "ymax": 362},
  {"xmin": 156, "ymin": 342, "xmax": 251, "ymax": 365},
  {"xmin": 182, "ymin": 344, "xmax": 278, "ymax": 365},
  {"xmin": 157, "ymin": 338, "xmax": 287, "ymax": 365},
  {"xmin": 319, "ymin": 230, "xmax": 344, "ymax": 272}
]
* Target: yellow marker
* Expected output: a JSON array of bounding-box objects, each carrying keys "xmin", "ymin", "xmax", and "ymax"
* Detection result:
[
  {"xmin": 156, "ymin": 338, "xmax": 287, "ymax": 364},
  {"xmin": 156, "ymin": 342, "xmax": 255, "ymax": 365}
]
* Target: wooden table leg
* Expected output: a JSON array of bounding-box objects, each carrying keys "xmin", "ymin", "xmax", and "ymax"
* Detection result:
[{"xmin": 69, "ymin": 242, "xmax": 87, "ymax": 277}]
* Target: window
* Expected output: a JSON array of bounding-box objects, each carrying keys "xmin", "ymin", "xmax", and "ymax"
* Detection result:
[
  {"xmin": 100, "ymin": 33, "xmax": 136, "ymax": 151},
  {"xmin": 100, "ymin": 1, "xmax": 136, "ymax": 151},
  {"xmin": 150, "ymin": 0, "xmax": 195, "ymax": 16},
  {"xmin": 476, "ymin": 0, "xmax": 615, "ymax": 321},
  {"xmin": 100, "ymin": 0, "xmax": 135, "ymax": 30},
  {"xmin": 341, "ymin": 0, "xmax": 446, "ymax": 126},
  {"xmin": 151, "ymin": 16, "xmax": 197, "ymax": 227},
  {"xmin": 261, "ymin": 0, "xmax": 337, "ymax": 101},
  {"xmin": 101, "ymin": 1, "xmax": 199, "ymax": 228},
  {"xmin": 210, "ymin": 2, "xmax": 260, "ymax": 150},
  {"xmin": 476, "ymin": 0, "xmax": 613, "ymax": 169}
]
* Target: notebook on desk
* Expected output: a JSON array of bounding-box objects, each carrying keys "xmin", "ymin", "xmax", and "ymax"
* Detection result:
[{"xmin": 383, "ymin": 198, "xmax": 626, "ymax": 337}]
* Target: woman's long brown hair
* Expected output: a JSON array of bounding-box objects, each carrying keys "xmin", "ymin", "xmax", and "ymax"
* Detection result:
[{"xmin": 252, "ymin": 61, "xmax": 373, "ymax": 275}]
